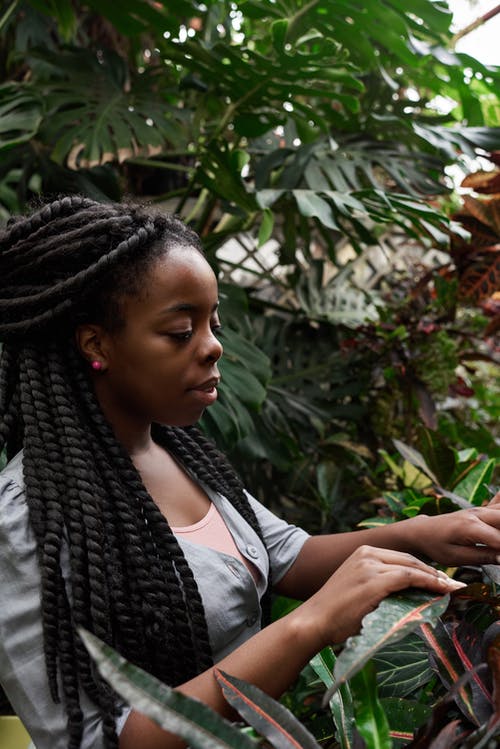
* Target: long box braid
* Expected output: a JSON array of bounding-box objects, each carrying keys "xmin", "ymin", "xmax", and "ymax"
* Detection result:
[{"xmin": 0, "ymin": 197, "xmax": 272, "ymax": 749}]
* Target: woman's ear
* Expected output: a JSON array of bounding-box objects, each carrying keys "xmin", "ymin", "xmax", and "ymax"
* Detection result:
[{"xmin": 75, "ymin": 324, "xmax": 109, "ymax": 372}]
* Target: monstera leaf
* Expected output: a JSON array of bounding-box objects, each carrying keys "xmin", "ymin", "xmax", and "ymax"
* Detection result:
[{"xmin": 31, "ymin": 47, "xmax": 187, "ymax": 168}]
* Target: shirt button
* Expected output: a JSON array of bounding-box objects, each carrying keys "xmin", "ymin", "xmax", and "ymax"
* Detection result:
[
  {"xmin": 246, "ymin": 544, "xmax": 259, "ymax": 559},
  {"xmin": 246, "ymin": 612, "xmax": 258, "ymax": 626}
]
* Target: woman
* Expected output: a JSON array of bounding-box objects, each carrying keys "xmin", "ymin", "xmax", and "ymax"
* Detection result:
[{"xmin": 1, "ymin": 197, "xmax": 499, "ymax": 749}]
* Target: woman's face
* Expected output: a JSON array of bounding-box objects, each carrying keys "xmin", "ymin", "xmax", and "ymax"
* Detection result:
[{"xmin": 90, "ymin": 245, "xmax": 223, "ymax": 432}]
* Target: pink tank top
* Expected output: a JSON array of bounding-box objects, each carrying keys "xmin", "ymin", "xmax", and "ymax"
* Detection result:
[{"xmin": 171, "ymin": 503, "xmax": 259, "ymax": 582}]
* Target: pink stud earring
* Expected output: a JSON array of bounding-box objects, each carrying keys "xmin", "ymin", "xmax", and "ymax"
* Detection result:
[{"xmin": 91, "ymin": 360, "xmax": 103, "ymax": 371}]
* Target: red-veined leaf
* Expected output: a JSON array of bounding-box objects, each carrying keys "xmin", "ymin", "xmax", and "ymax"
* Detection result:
[
  {"xmin": 419, "ymin": 621, "xmax": 476, "ymax": 723},
  {"xmin": 214, "ymin": 668, "xmax": 321, "ymax": 749},
  {"xmin": 79, "ymin": 630, "xmax": 255, "ymax": 749},
  {"xmin": 459, "ymin": 252, "xmax": 500, "ymax": 303},
  {"xmin": 451, "ymin": 625, "xmax": 493, "ymax": 719}
]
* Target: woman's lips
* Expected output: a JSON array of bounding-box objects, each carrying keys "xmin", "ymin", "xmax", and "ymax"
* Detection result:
[{"xmin": 188, "ymin": 378, "xmax": 220, "ymax": 406}]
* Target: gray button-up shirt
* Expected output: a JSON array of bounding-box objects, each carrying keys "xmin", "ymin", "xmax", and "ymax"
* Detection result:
[{"xmin": 0, "ymin": 451, "xmax": 309, "ymax": 748}]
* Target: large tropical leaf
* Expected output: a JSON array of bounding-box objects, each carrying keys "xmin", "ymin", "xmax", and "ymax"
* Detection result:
[
  {"xmin": 255, "ymin": 138, "xmax": 448, "ymax": 197},
  {"xmin": 31, "ymin": 47, "xmax": 187, "ymax": 167},
  {"xmin": 200, "ymin": 325, "xmax": 271, "ymax": 449},
  {"xmin": 164, "ymin": 25, "xmax": 364, "ymax": 135},
  {"xmin": 79, "ymin": 629, "xmax": 256, "ymax": 749}
]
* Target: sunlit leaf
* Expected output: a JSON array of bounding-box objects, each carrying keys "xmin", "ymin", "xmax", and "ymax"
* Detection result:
[{"xmin": 453, "ymin": 459, "xmax": 496, "ymax": 506}]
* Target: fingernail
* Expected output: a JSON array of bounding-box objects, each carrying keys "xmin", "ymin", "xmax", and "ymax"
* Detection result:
[
  {"xmin": 448, "ymin": 580, "xmax": 467, "ymax": 588},
  {"xmin": 437, "ymin": 570, "xmax": 466, "ymax": 588}
]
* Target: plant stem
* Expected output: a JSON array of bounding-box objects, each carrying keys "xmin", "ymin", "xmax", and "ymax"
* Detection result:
[{"xmin": 451, "ymin": 4, "xmax": 500, "ymax": 45}]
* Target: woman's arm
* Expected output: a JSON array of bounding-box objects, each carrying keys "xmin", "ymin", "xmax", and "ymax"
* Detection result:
[
  {"xmin": 120, "ymin": 545, "xmax": 463, "ymax": 749},
  {"xmin": 278, "ymin": 493, "xmax": 500, "ymax": 600}
]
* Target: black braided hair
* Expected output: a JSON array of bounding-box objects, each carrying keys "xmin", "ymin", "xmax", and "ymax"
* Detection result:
[{"xmin": 0, "ymin": 197, "xmax": 271, "ymax": 749}]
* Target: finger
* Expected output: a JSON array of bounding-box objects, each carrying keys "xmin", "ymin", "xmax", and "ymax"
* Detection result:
[
  {"xmin": 442, "ymin": 544, "xmax": 500, "ymax": 566},
  {"xmin": 454, "ymin": 508, "xmax": 500, "ymax": 549},
  {"xmin": 367, "ymin": 547, "xmax": 461, "ymax": 587},
  {"xmin": 487, "ymin": 491, "xmax": 500, "ymax": 507},
  {"xmin": 380, "ymin": 564, "xmax": 465, "ymax": 594},
  {"xmin": 370, "ymin": 548, "xmax": 447, "ymax": 577}
]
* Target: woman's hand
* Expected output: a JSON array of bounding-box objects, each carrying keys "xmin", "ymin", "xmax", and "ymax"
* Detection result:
[
  {"xmin": 299, "ymin": 544, "xmax": 464, "ymax": 647},
  {"xmin": 406, "ymin": 491, "xmax": 500, "ymax": 567}
]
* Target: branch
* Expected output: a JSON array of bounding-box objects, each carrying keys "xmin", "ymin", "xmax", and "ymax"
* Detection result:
[{"xmin": 451, "ymin": 4, "xmax": 500, "ymax": 45}]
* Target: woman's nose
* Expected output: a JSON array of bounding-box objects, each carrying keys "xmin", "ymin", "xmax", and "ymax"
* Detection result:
[{"xmin": 204, "ymin": 330, "xmax": 223, "ymax": 362}]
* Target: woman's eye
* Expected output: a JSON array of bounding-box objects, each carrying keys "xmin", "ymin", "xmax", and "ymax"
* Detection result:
[
  {"xmin": 169, "ymin": 331, "xmax": 193, "ymax": 342},
  {"xmin": 212, "ymin": 324, "xmax": 223, "ymax": 337}
]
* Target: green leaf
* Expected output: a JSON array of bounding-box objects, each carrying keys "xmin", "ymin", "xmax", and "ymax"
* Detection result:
[
  {"xmin": 32, "ymin": 47, "xmax": 183, "ymax": 167},
  {"xmin": 221, "ymin": 327, "xmax": 271, "ymax": 385},
  {"xmin": 294, "ymin": 190, "xmax": 339, "ymax": 230},
  {"xmin": 214, "ymin": 669, "xmax": 322, "ymax": 749},
  {"xmin": 350, "ymin": 662, "xmax": 392, "ymax": 749},
  {"xmin": 417, "ymin": 427, "xmax": 456, "ymax": 487},
  {"xmin": 258, "ymin": 208, "xmax": 274, "ymax": 247},
  {"xmin": 78, "ymin": 629, "xmax": 256, "ymax": 749},
  {"xmin": 219, "ymin": 359, "xmax": 266, "ymax": 410},
  {"xmin": 0, "ymin": 83, "xmax": 43, "ymax": 151},
  {"xmin": 324, "ymin": 591, "xmax": 449, "ymax": 702},
  {"xmin": 50, "ymin": 0, "xmax": 77, "ymax": 41},
  {"xmin": 271, "ymin": 18, "xmax": 288, "ymax": 53},
  {"xmin": 310, "ymin": 648, "xmax": 355, "ymax": 749},
  {"xmin": 381, "ymin": 698, "xmax": 431, "ymax": 749},
  {"xmin": 453, "ymin": 459, "xmax": 496, "ymax": 506},
  {"xmin": 373, "ymin": 633, "xmax": 433, "ymax": 698},
  {"xmin": 392, "ymin": 439, "xmax": 439, "ymax": 485}
]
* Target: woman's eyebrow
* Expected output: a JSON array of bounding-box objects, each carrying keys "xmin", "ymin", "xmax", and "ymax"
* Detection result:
[{"xmin": 159, "ymin": 301, "xmax": 219, "ymax": 314}]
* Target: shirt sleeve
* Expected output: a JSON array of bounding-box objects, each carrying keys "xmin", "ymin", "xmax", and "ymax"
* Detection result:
[
  {"xmin": 244, "ymin": 491, "xmax": 310, "ymax": 584},
  {"xmin": 0, "ymin": 462, "xmax": 132, "ymax": 749}
]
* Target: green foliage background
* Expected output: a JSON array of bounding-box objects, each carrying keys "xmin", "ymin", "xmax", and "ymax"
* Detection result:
[{"xmin": 0, "ymin": 0, "xmax": 499, "ymax": 532}]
